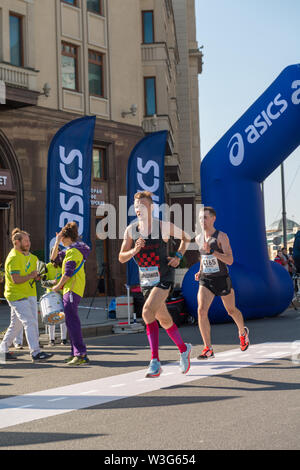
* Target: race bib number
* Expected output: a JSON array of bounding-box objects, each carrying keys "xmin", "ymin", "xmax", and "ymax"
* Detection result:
[
  {"xmin": 139, "ymin": 266, "xmax": 160, "ymax": 287},
  {"xmin": 202, "ymin": 254, "xmax": 220, "ymax": 274}
]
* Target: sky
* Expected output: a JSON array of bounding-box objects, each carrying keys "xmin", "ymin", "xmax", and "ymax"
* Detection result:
[{"xmin": 195, "ymin": 0, "xmax": 300, "ymax": 228}]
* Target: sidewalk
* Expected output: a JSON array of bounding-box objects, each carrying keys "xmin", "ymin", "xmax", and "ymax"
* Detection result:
[{"xmin": 0, "ymin": 296, "xmax": 132, "ymax": 342}]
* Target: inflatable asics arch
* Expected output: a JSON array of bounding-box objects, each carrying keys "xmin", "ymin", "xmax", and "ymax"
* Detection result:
[{"xmin": 182, "ymin": 64, "xmax": 300, "ymax": 323}]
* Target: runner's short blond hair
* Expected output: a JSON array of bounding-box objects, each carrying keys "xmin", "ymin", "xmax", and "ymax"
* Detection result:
[{"xmin": 134, "ymin": 191, "xmax": 153, "ymax": 203}]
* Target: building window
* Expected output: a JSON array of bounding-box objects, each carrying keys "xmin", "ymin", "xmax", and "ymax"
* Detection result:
[
  {"xmin": 87, "ymin": 0, "xmax": 102, "ymax": 15},
  {"xmin": 61, "ymin": 0, "xmax": 78, "ymax": 6},
  {"xmin": 61, "ymin": 42, "xmax": 78, "ymax": 91},
  {"xmin": 144, "ymin": 77, "xmax": 156, "ymax": 116},
  {"xmin": 142, "ymin": 11, "xmax": 154, "ymax": 44},
  {"xmin": 9, "ymin": 14, "xmax": 23, "ymax": 66},
  {"xmin": 93, "ymin": 148, "xmax": 106, "ymax": 180},
  {"xmin": 88, "ymin": 50, "xmax": 104, "ymax": 97}
]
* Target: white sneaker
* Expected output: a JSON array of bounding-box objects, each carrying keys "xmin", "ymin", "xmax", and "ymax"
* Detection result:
[{"xmin": 179, "ymin": 343, "xmax": 192, "ymax": 374}]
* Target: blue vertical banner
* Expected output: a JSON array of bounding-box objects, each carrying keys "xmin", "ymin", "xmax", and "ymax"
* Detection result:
[
  {"xmin": 126, "ymin": 130, "xmax": 168, "ymax": 286},
  {"xmin": 45, "ymin": 116, "xmax": 96, "ymax": 261}
]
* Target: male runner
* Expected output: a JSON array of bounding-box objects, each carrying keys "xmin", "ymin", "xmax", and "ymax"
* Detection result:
[
  {"xmin": 195, "ymin": 207, "xmax": 249, "ymax": 358},
  {"xmin": 119, "ymin": 191, "xmax": 191, "ymax": 377}
]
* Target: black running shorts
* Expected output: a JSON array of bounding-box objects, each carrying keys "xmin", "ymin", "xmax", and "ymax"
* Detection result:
[
  {"xmin": 199, "ymin": 275, "xmax": 232, "ymax": 297},
  {"xmin": 141, "ymin": 281, "xmax": 174, "ymax": 301}
]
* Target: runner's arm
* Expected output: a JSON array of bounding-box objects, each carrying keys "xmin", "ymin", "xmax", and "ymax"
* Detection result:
[
  {"xmin": 162, "ymin": 221, "xmax": 191, "ymax": 256},
  {"xmin": 163, "ymin": 221, "xmax": 191, "ymax": 268},
  {"xmin": 214, "ymin": 233, "xmax": 234, "ymax": 265},
  {"xmin": 118, "ymin": 227, "xmax": 145, "ymax": 264}
]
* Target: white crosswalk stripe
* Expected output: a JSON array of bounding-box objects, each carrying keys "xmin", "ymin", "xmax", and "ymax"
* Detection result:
[{"xmin": 0, "ymin": 342, "xmax": 294, "ymax": 430}]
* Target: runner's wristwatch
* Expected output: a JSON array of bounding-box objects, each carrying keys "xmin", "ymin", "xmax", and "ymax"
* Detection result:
[{"xmin": 175, "ymin": 251, "xmax": 183, "ymax": 260}]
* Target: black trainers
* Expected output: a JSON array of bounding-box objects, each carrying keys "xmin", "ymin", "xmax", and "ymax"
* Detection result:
[
  {"xmin": 31, "ymin": 352, "xmax": 53, "ymax": 363},
  {"xmin": 4, "ymin": 351, "xmax": 18, "ymax": 361}
]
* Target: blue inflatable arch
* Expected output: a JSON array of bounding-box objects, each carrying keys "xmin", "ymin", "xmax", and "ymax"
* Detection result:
[{"xmin": 182, "ymin": 64, "xmax": 300, "ymax": 323}]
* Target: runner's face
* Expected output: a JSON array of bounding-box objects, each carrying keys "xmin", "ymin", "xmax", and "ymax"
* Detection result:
[
  {"xmin": 203, "ymin": 211, "xmax": 215, "ymax": 230},
  {"xmin": 134, "ymin": 198, "xmax": 152, "ymax": 219}
]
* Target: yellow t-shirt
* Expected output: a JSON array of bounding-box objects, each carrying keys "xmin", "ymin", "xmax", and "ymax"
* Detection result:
[
  {"xmin": 45, "ymin": 262, "xmax": 62, "ymax": 294},
  {"xmin": 4, "ymin": 249, "xmax": 38, "ymax": 301},
  {"xmin": 62, "ymin": 247, "xmax": 86, "ymax": 297}
]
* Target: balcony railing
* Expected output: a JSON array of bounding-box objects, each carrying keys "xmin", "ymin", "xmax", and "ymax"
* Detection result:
[
  {"xmin": 142, "ymin": 114, "xmax": 175, "ymax": 154},
  {"xmin": 141, "ymin": 42, "xmax": 172, "ymax": 81},
  {"xmin": 0, "ymin": 62, "xmax": 38, "ymax": 90}
]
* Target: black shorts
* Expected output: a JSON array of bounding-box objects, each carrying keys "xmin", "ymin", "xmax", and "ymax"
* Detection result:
[
  {"xmin": 199, "ymin": 275, "xmax": 232, "ymax": 297},
  {"xmin": 141, "ymin": 281, "xmax": 174, "ymax": 301}
]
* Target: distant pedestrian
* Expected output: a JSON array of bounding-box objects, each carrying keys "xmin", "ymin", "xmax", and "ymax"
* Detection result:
[
  {"xmin": 281, "ymin": 247, "xmax": 289, "ymax": 272},
  {"xmin": 293, "ymin": 230, "xmax": 300, "ymax": 273},
  {"xmin": 274, "ymin": 250, "xmax": 283, "ymax": 265},
  {"xmin": 287, "ymin": 247, "xmax": 296, "ymax": 276}
]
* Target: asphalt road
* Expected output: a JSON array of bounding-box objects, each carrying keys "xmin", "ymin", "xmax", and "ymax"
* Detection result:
[{"xmin": 0, "ymin": 308, "xmax": 299, "ymax": 452}]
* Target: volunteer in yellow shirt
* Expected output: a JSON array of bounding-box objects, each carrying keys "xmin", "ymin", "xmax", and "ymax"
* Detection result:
[
  {"xmin": 43, "ymin": 261, "xmax": 67, "ymax": 346},
  {"xmin": 0, "ymin": 228, "xmax": 53, "ymax": 363},
  {"xmin": 51, "ymin": 221, "xmax": 90, "ymax": 366}
]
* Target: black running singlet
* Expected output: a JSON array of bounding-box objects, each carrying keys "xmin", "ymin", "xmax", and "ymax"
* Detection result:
[
  {"xmin": 200, "ymin": 230, "xmax": 229, "ymax": 279},
  {"xmin": 130, "ymin": 218, "xmax": 174, "ymax": 288}
]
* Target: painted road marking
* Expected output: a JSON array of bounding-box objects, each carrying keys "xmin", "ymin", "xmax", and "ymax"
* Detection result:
[
  {"xmin": 0, "ymin": 342, "xmax": 295, "ymax": 430},
  {"xmin": 48, "ymin": 397, "xmax": 67, "ymax": 402}
]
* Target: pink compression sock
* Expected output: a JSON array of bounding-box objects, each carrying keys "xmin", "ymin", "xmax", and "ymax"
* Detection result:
[
  {"xmin": 166, "ymin": 323, "xmax": 187, "ymax": 353},
  {"xmin": 146, "ymin": 321, "xmax": 160, "ymax": 360}
]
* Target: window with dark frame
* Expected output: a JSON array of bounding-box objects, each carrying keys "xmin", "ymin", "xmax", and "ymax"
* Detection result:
[
  {"xmin": 142, "ymin": 11, "xmax": 154, "ymax": 44},
  {"xmin": 87, "ymin": 0, "xmax": 102, "ymax": 15},
  {"xmin": 144, "ymin": 77, "xmax": 157, "ymax": 116},
  {"xmin": 61, "ymin": 0, "xmax": 78, "ymax": 6},
  {"xmin": 9, "ymin": 13, "xmax": 23, "ymax": 66},
  {"xmin": 88, "ymin": 50, "xmax": 104, "ymax": 97},
  {"xmin": 61, "ymin": 42, "xmax": 78, "ymax": 91},
  {"xmin": 93, "ymin": 148, "xmax": 106, "ymax": 180}
]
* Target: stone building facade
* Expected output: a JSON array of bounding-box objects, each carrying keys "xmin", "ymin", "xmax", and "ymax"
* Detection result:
[{"xmin": 0, "ymin": 0, "xmax": 202, "ymax": 298}]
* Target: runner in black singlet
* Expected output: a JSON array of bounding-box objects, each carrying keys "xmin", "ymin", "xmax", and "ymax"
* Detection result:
[
  {"xmin": 198, "ymin": 228, "xmax": 232, "ymax": 297},
  {"xmin": 195, "ymin": 207, "xmax": 250, "ymax": 359},
  {"xmin": 130, "ymin": 217, "xmax": 174, "ymax": 299},
  {"xmin": 119, "ymin": 191, "xmax": 192, "ymax": 378}
]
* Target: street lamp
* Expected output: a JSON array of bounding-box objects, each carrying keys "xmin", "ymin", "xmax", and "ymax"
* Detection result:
[{"xmin": 121, "ymin": 104, "xmax": 137, "ymax": 118}]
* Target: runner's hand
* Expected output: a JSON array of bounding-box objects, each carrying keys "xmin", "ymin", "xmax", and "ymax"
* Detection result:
[
  {"xmin": 133, "ymin": 237, "xmax": 145, "ymax": 255},
  {"xmin": 167, "ymin": 256, "xmax": 180, "ymax": 268},
  {"xmin": 203, "ymin": 241, "xmax": 210, "ymax": 253},
  {"xmin": 195, "ymin": 271, "xmax": 200, "ymax": 281}
]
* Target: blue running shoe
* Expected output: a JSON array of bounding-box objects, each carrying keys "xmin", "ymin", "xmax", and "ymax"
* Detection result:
[
  {"xmin": 145, "ymin": 359, "xmax": 162, "ymax": 378},
  {"xmin": 179, "ymin": 343, "xmax": 192, "ymax": 374}
]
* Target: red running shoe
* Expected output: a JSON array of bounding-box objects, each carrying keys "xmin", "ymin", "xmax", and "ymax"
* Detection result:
[
  {"xmin": 197, "ymin": 346, "xmax": 214, "ymax": 359},
  {"xmin": 240, "ymin": 327, "xmax": 250, "ymax": 351}
]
